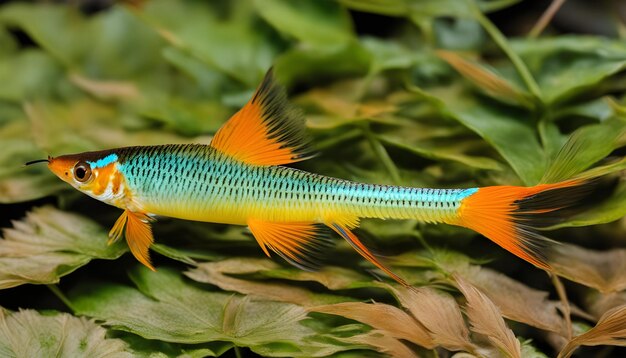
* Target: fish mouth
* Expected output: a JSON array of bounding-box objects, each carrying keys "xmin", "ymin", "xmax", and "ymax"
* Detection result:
[
  {"xmin": 43, "ymin": 155, "xmax": 81, "ymax": 185},
  {"xmin": 24, "ymin": 158, "xmax": 50, "ymax": 166}
]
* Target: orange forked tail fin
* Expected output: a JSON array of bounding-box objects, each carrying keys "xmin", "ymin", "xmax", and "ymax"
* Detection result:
[{"xmin": 456, "ymin": 179, "xmax": 597, "ymax": 269}]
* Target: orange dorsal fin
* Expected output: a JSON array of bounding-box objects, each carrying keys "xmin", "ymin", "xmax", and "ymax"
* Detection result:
[
  {"xmin": 247, "ymin": 219, "xmax": 334, "ymax": 271},
  {"xmin": 329, "ymin": 223, "xmax": 408, "ymax": 287},
  {"xmin": 108, "ymin": 210, "xmax": 156, "ymax": 271},
  {"xmin": 210, "ymin": 68, "xmax": 313, "ymax": 166}
]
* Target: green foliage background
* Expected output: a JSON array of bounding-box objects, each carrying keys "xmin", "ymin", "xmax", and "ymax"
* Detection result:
[{"xmin": 0, "ymin": 0, "xmax": 625, "ymax": 357}]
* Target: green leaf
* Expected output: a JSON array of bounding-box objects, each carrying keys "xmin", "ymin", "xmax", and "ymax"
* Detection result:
[
  {"xmin": 0, "ymin": 308, "xmax": 132, "ymax": 357},
  {"xmin": 542, "ymin": 118, "xmax": 626, "ymax": 183},
  {"xmin": 341, "ymin": 0, "xmax": 472, "ymax": 20},
  {"xmin": 337, "ymin": 0, "xmax": 413, "ymax": 17},
  {"xmin": 0, "ymin": 50, "xmax": 64, "ymax": 102},
  {"xmin": 0, "ymin": 27, "xmax": 17, "ymax": 58},
  {"xmin": 114, "ymin": 332, "xmax": 233, "ymax": 358},
  {"xmin": 150, "ymin": 244, "xmax": 198, "ymax": 265},
  {"xmin": 434, "ymin": 18, "xmax": 485, "ymax": 51},
  {"xmin": 0, "ymin": 206, "xmax": 126, "ymax": 289},
  {"xmin": 254, "ymin": 0, "xmax": 353, "ymax": 48},
  {"xmin": 71, "ymin": 266, "xmax": 356, "ymax": 357},
  {"xmin": 134, "ymin": 95, "xmax": 230, "ymax": 137},
  {"xmin": 360, "ymin": 37, "xmax": 424, "ymax": 73},
  {"xmin": 451, "ymin": 105, "xmax": 545, "ymax": 185},
  {"xmin": 520, "ymin": 340, "xmax": 549, "ymax": 358},
  {"xmin": 0, "ymin": 4, "xmax": 166, "ymax": 86},
  {"xmin": 378, "ymin": 132, "xmax": 503, "ymax": 170},
  {"xmin": 0, "ymin": 3, "xmax": 85, "ymax": 68},
  {"xmin": 274, "ymin": 41, "xmax": 371, "ymax": 87},
  {"xmin": 552, "ymin": 97, "xmax": 614, "ymax": 122},
  {"xmin": 339, "ymin": 0, "xmax": 520, "ymax": 20},
  {"xmin": 511, "ymin": 36, "xmax": 626, "ymax": 105},
  {"xmin": 24, "ymin": 100, "xmax": 193, "ymax": 154},
  {"xmin": 160, "ymin": 46, "xmax": 228, "ymax": 98},
  {"xmin": 551, "ymin": 178, "xmax": 626, "ymax": 228},
  {"xmin": 141, "ymin": 0, "xmax": 278, "ymax": 86},
  {"xmin": 0, "ymin": 117, "xmax": 66, "ymax": 203},
  {"xmin": 414, "ymin": 85, "xmax": 546, "ymax": 184}
]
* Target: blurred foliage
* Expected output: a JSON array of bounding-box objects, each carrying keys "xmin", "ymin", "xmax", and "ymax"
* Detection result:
[{"xmin": 0, "ymin": 0, "xmax": 625, "ymax": 357}]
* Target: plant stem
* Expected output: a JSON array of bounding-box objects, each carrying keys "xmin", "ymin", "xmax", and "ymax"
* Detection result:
[
  {"xmin": 550, "ymin": 273, "xmax": 572, "ymax": 340},
  {"xmin": 234, "ymin": 346, "xmax": 243, "ymax": 358},
  {"xmin": 472, "ymin": 2, "xmax": 543, "ymax": 101},
  {"xmin": 315, "ymin": 129, "xmax": 361, "ymax": 151},
  {"xmin": 362, "ymin": 124, "xmax": 402, "ymax": 184},
  {"xmin": 47, "ymin": 284, "xmax": 74, "ymax": 312},
  {"xmin": 529, "ymin": 0, "xmax": 567, "ymax": 38}
]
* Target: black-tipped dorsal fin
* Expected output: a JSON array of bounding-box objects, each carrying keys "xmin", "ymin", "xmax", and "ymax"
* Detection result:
[{"xmin": 210, "ymin": 68, "xmax": 313, "ymax": 166}]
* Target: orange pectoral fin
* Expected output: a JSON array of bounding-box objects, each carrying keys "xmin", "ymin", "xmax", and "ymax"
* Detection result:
[
  {"xmin": 330, "ymin": 223, "xmax": 408, "ymax": 287},
  {"xmin": 108, "ymin": 210, "xmax": 128, "ymax": 245},
  {"xmin": 210, "ymin": 68, "xmax": 313, "ymax": 166},
  {"xmin": 123, "ymin": 211, "xmax": 156, "ymax": 271},
  {"xmin": 247, "ymin": 219, "xmax": 334, "ymax": 271}
]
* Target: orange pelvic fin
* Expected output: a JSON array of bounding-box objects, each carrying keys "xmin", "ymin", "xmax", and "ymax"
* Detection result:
[
  {"xmin": 330, "ymin": 223, "xmax": 408, "ymax": 287},
  {"xmin": 247, "ymin": 219, "xmax": 334, "ymax": 271},
  {"xmin": 456, "ymin": 179, "xmax": 593, "ymax": 269},
  {"xmin": 210, "ymin": 68, "xmax": 313, "ymax": 166},
  {"xmin": 109, "ymin": 210, "xmax": 156, "ymax": 271}
]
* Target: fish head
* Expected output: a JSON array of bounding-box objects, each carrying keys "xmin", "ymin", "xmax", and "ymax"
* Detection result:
[{"xmin": 48, "ymin": 151, "xmax": 127, "ymax": 207}]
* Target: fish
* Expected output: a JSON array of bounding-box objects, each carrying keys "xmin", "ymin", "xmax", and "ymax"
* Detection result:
[{"xmin": 29, "ymin": 69, "xmax": 597, "ymax": 286}]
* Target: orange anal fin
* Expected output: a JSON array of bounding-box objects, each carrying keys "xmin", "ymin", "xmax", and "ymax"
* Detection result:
[
  {"xmin": 210, "ymin": 68, "xmax": 312, "ymax": 166},
  {"xmin": 247, "ymin": 219, "xmax": 334, "ymax": 271},
  {"xmin": 124, "ymin": 211, "xmax": 156, "ymax": 271},
  {"xmin": 330, "ymin": 223, "xmax": 408, "ymax": 287}
]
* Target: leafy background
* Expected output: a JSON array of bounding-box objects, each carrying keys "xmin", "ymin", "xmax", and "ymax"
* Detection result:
[{"xmin": 0, "ymin": 0, "xmax": 625, "ymax": 357}]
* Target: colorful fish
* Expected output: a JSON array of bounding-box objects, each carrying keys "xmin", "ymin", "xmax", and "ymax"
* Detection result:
[{"xmin": 29, "ymin": 69, "xmax": 595, "ymax": 286}]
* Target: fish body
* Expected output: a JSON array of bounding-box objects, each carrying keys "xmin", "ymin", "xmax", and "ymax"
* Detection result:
[
  {"xmin": 43, "ymin": 69, "xmax": 593, "ymax": 285},
  {"xmin": 64, "ymin": 144, "xmax": 478, "ymax": 226}
]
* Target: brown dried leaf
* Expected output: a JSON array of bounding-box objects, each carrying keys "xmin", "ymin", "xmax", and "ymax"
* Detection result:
[
  {"xmin": 311, "ymin": 302, "xmax": 435, "ymax": 348},
  {"xmin": 558, "ymin": 305, "xmax": 626, "ymax": 358},
  {"xmin": 259, "ymin": 265, "xmax": 372, "ymax": 290},
  {"xmin": 459, "ymin": 266, "xmax": 567, "ymax": 335},
  {"xmin": 339, "ymin": 330, "xmax": 420, "ymax": 358},
  {"xmin": 69, "ymin": 73, "xmax": 140, "ymax": 101},
  {"xmin": 551, "ymin": 244, "xmax": 626, "ymax": 293},
  {"xmin": 586, "ymin": 291, "xmax": 626, "ymax": 320},
  {"xmin": 185, "ymin": 259, "xmax": 348, "ymax": 306},
  {"xmin": 456, "ymin": 277, "xmax": 521, "ymax": 358},
  {"xmin": 295, "ymin": 79, "xmax": 399, "ymax": 129},
  {"xmin": 436, "ymin": 50, "xmax": 530, "ymax": 106},
  {"xmin": 392, "ymin": 286, "xmax": 476, "ymax": 353}
]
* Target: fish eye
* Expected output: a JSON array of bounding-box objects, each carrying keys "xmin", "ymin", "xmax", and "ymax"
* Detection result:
[{"xmin": 74, "ymin": 161, "xmax": 92, "ymax": 182}]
